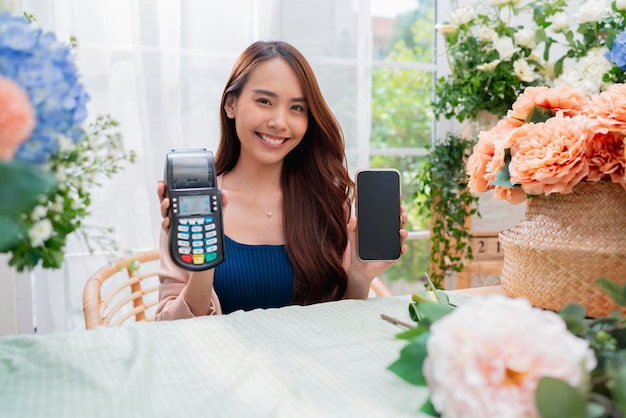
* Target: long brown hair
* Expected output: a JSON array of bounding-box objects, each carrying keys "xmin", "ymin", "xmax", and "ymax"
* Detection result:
[{"xmin": 215, "ymin": 41, "xmax": 354, "ymax": 304}]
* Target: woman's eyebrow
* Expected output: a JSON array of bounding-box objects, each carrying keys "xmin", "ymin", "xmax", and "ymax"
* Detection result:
[{"xmin": 252, "ymin": 88, "xmax": 306, "ymax": 103}]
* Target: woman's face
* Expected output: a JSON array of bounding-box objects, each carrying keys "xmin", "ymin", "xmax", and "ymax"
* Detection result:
[{"xmin": 225, "ymin": 58, "xmax": 309, "ymax": 166}]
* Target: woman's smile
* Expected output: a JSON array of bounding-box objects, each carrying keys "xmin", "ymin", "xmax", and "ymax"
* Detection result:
[{"xmin": 257, "ymin": 132, "xmax": 288, "ymax": 146}]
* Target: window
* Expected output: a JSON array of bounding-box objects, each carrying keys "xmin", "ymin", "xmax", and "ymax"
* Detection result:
[
  {"xmin": 6, "ymin": 0, "xmax": 439, "ymax": 333},
  {"xmin": 369, "ymin": 0, "xmax": 436, "ymax": 286}
]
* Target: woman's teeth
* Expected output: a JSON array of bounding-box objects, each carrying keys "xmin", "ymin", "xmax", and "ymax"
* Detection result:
[{"xmin": 259, "ymin": 133, "xmax": 285, "ymax": 145}]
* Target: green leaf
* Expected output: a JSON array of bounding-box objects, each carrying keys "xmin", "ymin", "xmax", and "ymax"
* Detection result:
[
  {"xmin": 595, "ymin": 278, "xmax": 626, "ymax": 307},
  {"xmin": 613, "ymin": 364, "xmax": 626, "ymax": 414},
  {"xmin": 0, "ymin": 161, "xmax": 56, "ymax": 253},
  {"xmin": 395, "ymin": 325, "xmax": 428, "ymax": 340},
  {"xmin": 0, "ymin": 161, "xmax": 56, "ymax": 217},
  {"xmin": 585, "ymin": 402, "xmax": 605, "ymax": 418},
  {"xmin": 420, "ymin": 397, "xmax": 441, "ymax": 417},
  {"xmin": 388, "ymin": 332, "xmax": 429, "ymax": 386},
  {"xmin": 535, "ymin": 377, "xmax": 587, "ymax": 418},
  {"xmin": 525, "ymin": 105, "xmax": 555, "ymax": 123},
  {"xmin": 559, "ymin": 304, "xmax": 586, "ymax": 335},
  {"xmin": 0, "ymin": 217, "xmax": 26, "ymax": 252},
  {"xmin": 491, "ymin": 148, "xmax": 514, "ymax": 188}
]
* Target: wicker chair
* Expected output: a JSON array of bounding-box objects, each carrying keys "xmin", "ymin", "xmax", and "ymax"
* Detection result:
[
  {"xmin": 83, "ymin": 249, "xmax": 392, "ymax": 330},
  {"xmin": 82, "ymin": 249, "xmax": 160, "ymax": 330}
]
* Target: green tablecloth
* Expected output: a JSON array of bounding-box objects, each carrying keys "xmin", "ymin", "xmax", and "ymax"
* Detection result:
[{"xmin": 0, "ymin": 293, "xmax": 471, "ymax": 418}]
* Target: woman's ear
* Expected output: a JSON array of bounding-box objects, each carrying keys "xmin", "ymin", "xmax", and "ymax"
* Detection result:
[{"xmin": 224, "ymin": 96, "xmax": 236, "ymax": 119}]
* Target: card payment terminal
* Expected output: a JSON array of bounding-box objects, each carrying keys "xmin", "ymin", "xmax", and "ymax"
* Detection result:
[{"xmin": 164, "ymin": 149, "xmax": 225, "ymax": 271}]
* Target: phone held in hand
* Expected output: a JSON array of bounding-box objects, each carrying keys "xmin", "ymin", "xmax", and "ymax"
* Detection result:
[
  {"xmin": 164, "ymin": 149, "xmax": 225, "ymax": 271},
  {"xmin": 355, "ymin": 169, "xmax": 402, "ymax": 262}
]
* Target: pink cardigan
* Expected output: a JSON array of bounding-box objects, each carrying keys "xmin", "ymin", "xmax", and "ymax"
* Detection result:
[{"xmin": 155, "ymin": 228, "xmax": 222, "ymax": 320}]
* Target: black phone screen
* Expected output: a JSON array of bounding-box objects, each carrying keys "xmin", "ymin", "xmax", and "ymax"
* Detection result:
[{"xmin": 356, "ymin": 169, "xmax": 401, "ymax": 261}]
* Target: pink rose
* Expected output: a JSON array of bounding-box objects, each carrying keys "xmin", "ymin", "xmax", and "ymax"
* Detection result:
[
  {"xmin": 0, "ymin": 76, "xmax": 36, "ymax": 161},
  {"xmin": 423, "ymin": 296, "xmax": 596, "ymax": 418}
]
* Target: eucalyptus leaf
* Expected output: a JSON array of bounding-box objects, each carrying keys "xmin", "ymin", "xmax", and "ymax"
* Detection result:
[
  {"xmin": 585, "ymin": 402, "xmax": 605, "ymax": 418},
  {"xmin": 535, "ymin": 377, "xmax": 587, "ymax": 418},
  {"xmin": 559, "ymin": 304, "xmax": 586, "ymax": 334},
  {"xmin": 490, "ymin": 149, "xmax": 517, "ymax": 189},
  {"xmin": 595, "ymin": 278, "xmax": 626, "ymax": 307},
  {"xmin": 388, "ymin": 332, "xmax": 429, "ymax": 386}
]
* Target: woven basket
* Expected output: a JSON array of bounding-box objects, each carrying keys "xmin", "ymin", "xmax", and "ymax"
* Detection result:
[{"xmin": 499, "ymin": 181, "xmax": 626, "ymax": 318}]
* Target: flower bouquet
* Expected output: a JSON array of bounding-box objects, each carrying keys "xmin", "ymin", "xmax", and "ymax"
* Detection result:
[
  {"xmin": 388, "ymin": 281, "xmax": 626, "ymax": 418},
  {"xmin": 0, "ymin": 12, "xmax": 135, "ymax": 272},
  {"xmin": 466, "ymin": 83, "xmax": 626, "ymax": 204},
  {"xmin": 465, "ymin": 83, "xmax": 626, "ymax": 317}
]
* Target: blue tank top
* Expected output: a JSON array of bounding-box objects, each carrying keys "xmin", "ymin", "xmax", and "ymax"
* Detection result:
[{"xmin": 213, "ymin": 235, "xmax": 294, "ymax": 314}]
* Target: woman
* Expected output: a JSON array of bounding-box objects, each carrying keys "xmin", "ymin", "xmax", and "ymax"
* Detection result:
[{"xmin": 156, "ymin": 40, "xmax": 408, "ymax": 319}]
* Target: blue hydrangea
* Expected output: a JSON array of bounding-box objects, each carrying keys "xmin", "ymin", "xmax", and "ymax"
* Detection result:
[
  {"xmin": 0, "ymin": 12, "xmax": 89, "ymax": 164},
  {"xmin": 606, "ymin": 30, "xmax": 626, "ymax": 71}
]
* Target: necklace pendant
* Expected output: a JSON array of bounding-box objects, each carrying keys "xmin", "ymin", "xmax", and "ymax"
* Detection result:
[{"xmin": 266, "ymin": 211, "xmax": 272, "ymax": 217}]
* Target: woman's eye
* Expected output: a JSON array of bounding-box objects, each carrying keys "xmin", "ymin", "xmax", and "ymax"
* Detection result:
[
  {"xmin": 292, "ymin": 105, "xmax": 305, "ymax": 112},
  {"xmin": 257, "ymin": 98, "xmax": 271, "ymax": 105}
]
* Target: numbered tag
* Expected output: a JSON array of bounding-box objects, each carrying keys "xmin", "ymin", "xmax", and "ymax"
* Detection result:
[{"xmin": 470, "ymin": 232, "xmax": 503, "ymax": 261}]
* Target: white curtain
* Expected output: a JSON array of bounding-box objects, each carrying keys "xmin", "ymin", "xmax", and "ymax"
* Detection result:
[{"xmin": 10, "ymin": 0, "xmax": 372, "ymax": 333}]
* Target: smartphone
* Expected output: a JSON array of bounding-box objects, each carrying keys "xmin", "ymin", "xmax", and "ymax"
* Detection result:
[
  {"xmin": 164, "ymin": 149, "xmax": 225, "ymax": 271},
  {"xmin": 355, "ymin": 169, "xmax": 402, "ymax": 261}
]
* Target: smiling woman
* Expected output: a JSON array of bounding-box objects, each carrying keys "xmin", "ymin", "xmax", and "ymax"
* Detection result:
[{"xmin": 155, "ymin": 40, "xmax": 409, "ymax": 319}]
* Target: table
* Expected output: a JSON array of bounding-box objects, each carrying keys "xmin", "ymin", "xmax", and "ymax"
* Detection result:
[{"xmin": 0, "ymin": 291, "xmax": 484, "ymax": 418}]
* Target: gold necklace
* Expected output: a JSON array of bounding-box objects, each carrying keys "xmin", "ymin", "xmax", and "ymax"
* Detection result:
[{"xmin": 234, "ymin": 174, "xmax": 274, "ymax": 217}]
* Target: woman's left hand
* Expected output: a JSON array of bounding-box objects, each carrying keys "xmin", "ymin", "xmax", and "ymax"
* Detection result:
[{"xmin": 343, "ymin": 206, "xmax": 409, "ymax": 297}]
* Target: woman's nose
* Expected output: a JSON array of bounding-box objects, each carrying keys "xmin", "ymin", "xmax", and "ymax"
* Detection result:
[{"xmin": 267, "ymin": 108, "xmax": 287, "ymax": 130}]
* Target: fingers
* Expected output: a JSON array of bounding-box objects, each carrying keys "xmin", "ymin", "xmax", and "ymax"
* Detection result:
[
  {"xmin": 161, "ymin": 216, "xmax": 170, "ymax": 231},
  {"xmin": 160, "ymin": 196, "xmax": 170, "ymax": 219},
  {"xmin": 157, "ymin": 180, "xmax": 166, "ymax": 202},
  {"xmin": 220, "ymin": 189, "xmax": 229, "ymax": 209}
]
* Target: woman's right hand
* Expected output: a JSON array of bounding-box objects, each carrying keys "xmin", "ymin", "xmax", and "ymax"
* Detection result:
[
  {"xmin": 157, "ymin": 179, "xmax": 171, "ymax": 230},
  {"xmin": 157, "ymin": 179, "xmax": 229, "ymax": 232}
]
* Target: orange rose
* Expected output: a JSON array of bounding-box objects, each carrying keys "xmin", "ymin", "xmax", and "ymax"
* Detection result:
[
  {"xmin": 467, "ymin": 119, "xmax": 517, "ymax": 192},
  {"xmin": 585, "ymin": 128, "xmax": 626, "ymax": 186},
  {"xmin": 509, "ymin": 115, "xmax": 591, "ymax": 196},
  {"xmin": 493, "ymin": 185, "xmax": 527, "ymax": 205},
  {"xmin": 508, "ymin": 85, "xmax": 589, "ymax": 122},
  {"xmin": 583, "ymin": 83, "xmax": 626, "ymax": 133},
  {"xmin": 0, "ymin": 76, "xmax": 36, "ymax": 161}
]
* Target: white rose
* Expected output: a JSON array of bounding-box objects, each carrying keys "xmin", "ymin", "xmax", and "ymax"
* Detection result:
[
  {"xmin": 477, "ymin": 60, "xmax": 501, "ymax": 71},
  {"xmin": 550, "ymin": 12, "xmax": 570, "ymax": 32},
  {"xmin": 576, "ymin": 0, "xmax": 608, "ymax": 23},
  {"xmin": 617, "ymin": 0, "xmax": 626, "ymax": 10},
  {"xmin": 494, "ymin": 36, "xmax": 518, "ymax": 60},
  {"xmin": 514, "ymin": 28, "xmax": 536, "ymax": 49},
  {"xmin": 28, "ymin": 219, "xmax": 53, "ymax": 247},
  {"xmin": 475, "ymin": 27, "xmax": 498, "ymax": 43},
  {"xmin": 514, "ymin": 59, "xmax": 536, "ymax": 82},
  {"xmin": 450, "ymin": 6, "xmax": 475, "ymax": 25},
  {"xmin": 435, "ymin": 23, "xmax": 458, "ymax": 34}
]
